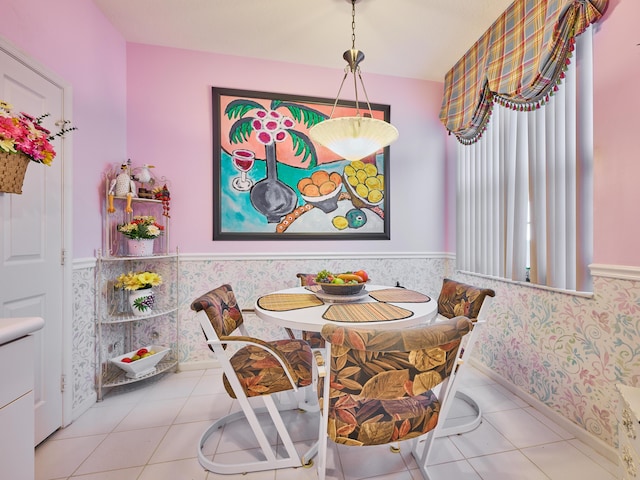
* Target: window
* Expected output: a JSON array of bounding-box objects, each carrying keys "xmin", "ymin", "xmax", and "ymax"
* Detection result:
[{"xmin": 455, "ymin": 28, "xmax": 593, "ymax": 292}]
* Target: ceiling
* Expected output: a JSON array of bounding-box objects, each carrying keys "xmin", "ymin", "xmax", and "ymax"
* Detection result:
[{"xmin": 93, "ymin": 0, "xmax": 513, "ymax": 82}]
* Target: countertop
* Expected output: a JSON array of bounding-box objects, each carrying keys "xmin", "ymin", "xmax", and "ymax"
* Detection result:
[{"xmin": 0, "ymin": 317, "xmax": 44, "ymax": 345}]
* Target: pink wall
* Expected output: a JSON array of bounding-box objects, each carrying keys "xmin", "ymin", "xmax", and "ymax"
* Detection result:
[
  {"xmin": 593, "ymin": 0, "xmax": 640, "ymax": 266},
  {"xmin": 0, "ymin": 0, "xmax": 636, "ymax": 266},
  {"xmin": 126, "ymin": 44, "xmax": 446, "ymax": 254},
  {"xmin": 0, "ymin": 0, "xmax": 127, "ymax": 258}
]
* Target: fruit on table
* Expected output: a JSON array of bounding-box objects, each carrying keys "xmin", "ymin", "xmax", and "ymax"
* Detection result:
[
  {"xmin": 355, "ymin": 270, "xmax": 369, "ymax": 282},
  {"xmin": 338, "ymin": 273, "xmax": 363, "ymax": 283},
  {"xmin": 315, "ymin": 270, "xmax": 369, "ymax": 284}
]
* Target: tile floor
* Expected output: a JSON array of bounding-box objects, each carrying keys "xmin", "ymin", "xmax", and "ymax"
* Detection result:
[{"xmin": 35, "ymin": 365, "xmax": 618, "ymax": 480}]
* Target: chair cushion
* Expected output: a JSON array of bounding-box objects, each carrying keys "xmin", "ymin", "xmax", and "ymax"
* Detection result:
[
  {"xmin": 296, "ymin": 273, "xmax": 317, "ymax": 286},
  {"xmin": 191, "ymin": 284, "xmax": 244, "ymax": 338},
  {"xmin": 437, "ymin": 278, "xmax": 495, "ymax": 320},
  {"xmin": 302, "ymin": 330, "xmax": 325, "ymax": 348},
  {"xmin": 223, "ymin": 338, "xmax": 312, "ymax": 398},
  {"xmin": 318, "ymin": 319, "xmax": 472, "ymax": 446},
  {"xmin": 327, "ymin": 390, "xmax": 441, "ymax": 446}
]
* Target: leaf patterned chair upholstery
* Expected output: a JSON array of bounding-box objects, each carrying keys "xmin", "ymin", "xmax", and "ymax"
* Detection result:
[
  {"xmin": 190, "ymin": 284, "xmax": 316, "ymax": 475},
  {"xmin": 433, "ymin": 278, "xmax": 495, "ymax": 438},
  {"xmin": 313, "ymin": 317, "xmax": 474, "ymax": 480}
]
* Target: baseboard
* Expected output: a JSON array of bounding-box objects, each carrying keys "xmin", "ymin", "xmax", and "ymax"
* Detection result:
[
  {"xmin": 470, "ymin": 359, "xmax": 618, "ymax": 464},
  {"xmin": 178, "ymin": 359, "xmax": 219, "ymax": 371}
]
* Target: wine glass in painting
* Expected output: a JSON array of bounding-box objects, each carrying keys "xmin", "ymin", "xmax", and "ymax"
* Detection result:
[{"xmin": 231, "ymin": 149, "xmax": 255, "ymax": 191}]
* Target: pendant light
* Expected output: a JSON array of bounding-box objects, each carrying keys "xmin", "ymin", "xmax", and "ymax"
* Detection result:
[{"xmin": 309, "ymin": 0, "xmax": 398, "ymax": 161}]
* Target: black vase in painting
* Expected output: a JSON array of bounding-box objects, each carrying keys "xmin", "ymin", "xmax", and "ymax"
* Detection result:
[{"xmin": 250, "ymin": 143, "xmax": 297, "ymax": 223}]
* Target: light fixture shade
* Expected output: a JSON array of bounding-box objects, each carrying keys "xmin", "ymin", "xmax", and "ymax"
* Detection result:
[{"xmin": 309, "ymin": 116, "xmax": 399, "ymax": 161}]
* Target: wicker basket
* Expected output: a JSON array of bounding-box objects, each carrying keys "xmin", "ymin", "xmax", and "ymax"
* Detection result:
[{"xmin": 0, "ymin": 151, "xmax": 30, "ymax": 194}]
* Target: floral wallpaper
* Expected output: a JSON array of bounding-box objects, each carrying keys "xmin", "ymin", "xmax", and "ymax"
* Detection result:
[
  {"xmin": 71, "ymin": 266, "xmax": 96, "ymax": 413},
  {"xmin": 455, "ymin": 272, "xmax": 640, "ymax": 448},
  {"xmin": 72, "ymin": 256, "xmax": 640, "ymax": 448}
]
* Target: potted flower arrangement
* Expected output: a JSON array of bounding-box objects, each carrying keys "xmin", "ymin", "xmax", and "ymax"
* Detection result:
[
  {"xmin": 115, "ymin": 271, "xmax": 163, "ymax": 315},
  {"xmin": 0, "ymin": 100, "xmax": 76, "ymax": 194},
  {"xmin": 117, "ymin": 215, "xmax": 164, "ymax": 256}
]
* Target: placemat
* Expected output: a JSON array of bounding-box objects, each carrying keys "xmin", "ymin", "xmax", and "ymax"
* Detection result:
[
  {"xmin": 257, "ymin": 293, "xmax": 324, "ymax": 311},
  {"xmin": 368, "ymin": 288, "xmax": 431, "ymax": 303},
  {"xmin": 305, "ymin": 285, "xmax": 322, "ymax": 293},
  {"xmin": 322, "ymin": 303, "xmax": 413, "ymax": 323}
]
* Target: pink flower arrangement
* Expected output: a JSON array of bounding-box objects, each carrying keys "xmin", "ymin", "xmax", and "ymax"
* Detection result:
[{"xmin": 0, "ymin": 100, "xmax": 76, "ymax": 165}]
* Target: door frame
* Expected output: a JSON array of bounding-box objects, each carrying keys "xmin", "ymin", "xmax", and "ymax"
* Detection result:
[{"xmin": 0, "ymin": 36, "xmax": 74, "ymax": 428}]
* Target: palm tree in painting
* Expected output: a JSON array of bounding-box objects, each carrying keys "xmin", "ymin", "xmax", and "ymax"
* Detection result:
[{"xmin": 224, "ymin": 98, "xmax": 328, "ymax": 223}]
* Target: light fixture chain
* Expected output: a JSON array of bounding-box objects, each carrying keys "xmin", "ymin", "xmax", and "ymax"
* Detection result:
[{"xmin": 351, "ymin": 0, "xmax": 356, "ymax": 49}]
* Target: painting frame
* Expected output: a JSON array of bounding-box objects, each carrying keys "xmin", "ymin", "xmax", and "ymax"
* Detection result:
[{"xmin": 212, "ymin": 87, "xmax": 391, "ymax": 240}]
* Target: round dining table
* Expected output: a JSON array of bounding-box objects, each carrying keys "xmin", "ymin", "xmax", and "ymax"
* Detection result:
[
  {"xmin": 254, "ymin": 283, "xmax": 483, "ymax": 439},
  {"xmin": 253, "ymin": 284, "xmax": 437, "ymax": 333}
]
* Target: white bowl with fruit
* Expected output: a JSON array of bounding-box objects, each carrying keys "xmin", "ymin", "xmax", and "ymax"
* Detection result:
[
  {"xmin": 315, "ymin": 270, "xmax": 369, "ymax": 296},
  {"xmin": 110, "ymin": 345, "xmax": 170, "ymax": 378}
]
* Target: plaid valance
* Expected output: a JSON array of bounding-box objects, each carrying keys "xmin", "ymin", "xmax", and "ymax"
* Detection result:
[{"xmin": 440, "ymin": 0, "xmax": 608, "ymax": 145}]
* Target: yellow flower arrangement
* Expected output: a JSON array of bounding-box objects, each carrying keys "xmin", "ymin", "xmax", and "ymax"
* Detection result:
[{"xmin": 115, "ymin": 271, "xmax": 163, "ymax": 291}]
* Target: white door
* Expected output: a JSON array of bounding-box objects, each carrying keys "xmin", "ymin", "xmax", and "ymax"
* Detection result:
[{"xmin": 0, "ymin": 48, "xmax": 65, "ymax": 444}]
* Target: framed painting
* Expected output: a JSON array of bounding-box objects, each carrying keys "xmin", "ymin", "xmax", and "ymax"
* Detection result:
[{"xmin": 212, "ymin": 87, "xmax": 391, "ymax": 240}]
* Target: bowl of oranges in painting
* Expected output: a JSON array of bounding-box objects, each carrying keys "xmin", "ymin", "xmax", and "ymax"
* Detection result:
[
  {"xmin": 342, "ymin": 160, "xmax": 384, "ymax": 208},
  {"xmin": 298, "ymin": 170, "xmax": 343, "ymax": 213}
]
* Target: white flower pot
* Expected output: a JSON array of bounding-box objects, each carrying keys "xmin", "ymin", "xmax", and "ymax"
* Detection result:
[
  {"xmin": 129, "ymin": 288, "xmax": 155, "ymax": 316},
  {"xmin": 127, "ymin": 238, "xmax": 154, "ymax": 256}
]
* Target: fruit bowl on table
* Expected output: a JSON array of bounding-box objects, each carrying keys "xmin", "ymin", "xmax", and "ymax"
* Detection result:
[
  {"xmin": 317, "ymin": 282, "xmax": 367, "ymax": 296},
  {"xmin": 110, "ymin": 345, "xmax": 170, "ymax": 379}
]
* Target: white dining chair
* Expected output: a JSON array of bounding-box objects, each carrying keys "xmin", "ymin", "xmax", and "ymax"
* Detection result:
[
  {"xmin": 432, "ymin": 278, "xmax": 496, "ymax": 437},
  {"xmin": 190, "ymin": 284, "xmax": 317, "ymax": 474},
  {"xmin": 312, "ymin": 316, "xmax": 474, "ymax": 480}
]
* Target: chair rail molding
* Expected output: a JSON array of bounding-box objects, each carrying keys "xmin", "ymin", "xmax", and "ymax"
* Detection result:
[
  {"xmin": 73, "ymin": 257, "xmax": 97, "ymax": 270},
  {"xmin": 179, "ymin": 252, "xmax": 454, "ymax": 262},
  {"xmin": 590, "ymin": 264, "xmax": 640, "ymax": 282}
]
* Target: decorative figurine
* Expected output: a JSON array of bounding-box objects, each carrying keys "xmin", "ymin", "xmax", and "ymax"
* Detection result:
[
  {"xmin": 108, "ymin": 160, "xmax": 137, "ymax": 213},
  {"xmin": 153, "ymin": 184, "xmax": 171, "ymax": 218},
  {"xmin": 133, "ymin": 164, "xmax": 156, "ymax": 198}
]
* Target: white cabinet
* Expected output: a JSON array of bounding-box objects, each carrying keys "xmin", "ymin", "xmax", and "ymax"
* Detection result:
[
  {"xmin": 0, "ymin": 332, "xmax": 38, "ymax": 480},
  {"xmin": 95, "ymin": 166, "xmax": 178, "ymax": 401},
  {"xmin": 617, "ymin": 384, "xmax": 640, "ymax": 479}
]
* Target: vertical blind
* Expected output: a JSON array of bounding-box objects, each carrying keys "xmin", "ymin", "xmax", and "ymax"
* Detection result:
[{"xmin": 456, "ymin": 28, "xmax": 593, "ymax": 292}]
